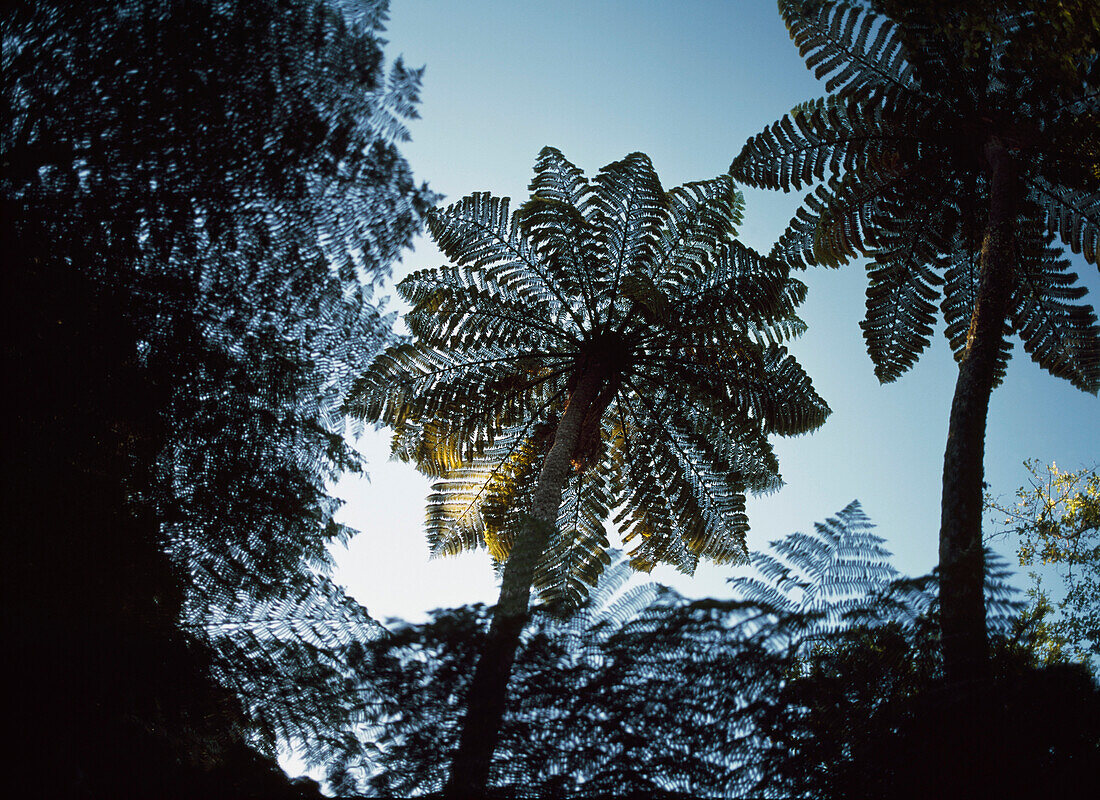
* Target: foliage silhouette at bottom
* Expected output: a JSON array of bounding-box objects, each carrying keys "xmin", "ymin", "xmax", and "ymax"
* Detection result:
[{"xmin": 329, "ymin": 506, "xmax": 1098, "ymax": 798}]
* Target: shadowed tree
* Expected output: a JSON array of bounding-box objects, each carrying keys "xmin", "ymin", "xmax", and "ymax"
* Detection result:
[
  {"xmin": 3, "ymin": 0, "xmax": 431, "ymax": 791},
  {"xmin": 347, "ymin": 146, "xmax": 829, "ymax": 794},
  {"xmin": 731, "ymin": 0, "xmax": 1100, "ymax": 692}
]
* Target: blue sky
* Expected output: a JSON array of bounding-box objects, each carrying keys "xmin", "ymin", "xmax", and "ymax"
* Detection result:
[{"xmin": 332, "ymin": 0, "xmax": 1099, "ymax": 622}]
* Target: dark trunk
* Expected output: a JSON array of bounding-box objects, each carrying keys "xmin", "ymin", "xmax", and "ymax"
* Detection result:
[
  {"xmin": 937, "ymin": 138, "xmax": 1017, "ymax": 789},
  {"xmin": 443, "ymin": 369, "xmax": 604, "ymax": 797}
]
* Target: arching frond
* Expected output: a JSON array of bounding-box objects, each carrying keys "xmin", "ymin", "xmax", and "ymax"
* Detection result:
[
  {"xmin": 650, "ymin": 174, "xmax": 744, "ymax": 289},
  {"xmin": 612, "ymin": 393, "xmax": 756, "ymax": 570},
  {"xmin": 673, "ymin": 239, "xmax": 808, "ymax": 346},
  {"xmin": 860, "ymin": 255, "xmax": 942, "ymax": 383},
  {"xmin": 516, "ymin": 147, "xmax": 602, "ymax": 326},
  {"xmin": 1010, "ymin": 229, "xmax": 1100, "ymax": 393},
  {"xmin": 732, "ymin": 94, "xmax": 915, "ymax": 192},
  {"xmin": 533, "ymin": 466, "xmax": 617, "ymax": 611},
  {"xmin": 427, "ymin": 192, "xmax": 585, "ymax": 333},
  {"xmin": 778, "ymin": 0, "xmax": 916, "ymax": 101},
  {"xmin": 199, "ymin": 574, "xmax": 386, "ymax": 765},
  {"xmin": 346, "ymin": 342, "xmax": 565, "ymax": 452},
  {"xmin": 1027, "ymin": 176, "xmax": 1100, "ymax": 264},
  {"xmin": 588, "ymin": 152, "xmax": 668, "ymax": 298},
  {"xmin": 399, "ymin": 264, "xmax": 565, "ymax": 353},
  {"xmin": 772, "ymin": 171, "xmax": 907, "ymax": 269},
  {"xmin": 417, "ymin": 421, "xmax": 550, "ymax": 557}
]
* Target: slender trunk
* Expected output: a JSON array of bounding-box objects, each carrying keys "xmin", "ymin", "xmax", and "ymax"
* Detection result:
[
  {"xmin": 939, "ymin": 139, "xmax": 1017, "ymax": 688},
  {"xmin": 443, "ymin": 368, "xmax": 604, "ymax": 797},
  {"xmin": 937, "ymin": 139, "xmax": 1018, "ymax": 792}
]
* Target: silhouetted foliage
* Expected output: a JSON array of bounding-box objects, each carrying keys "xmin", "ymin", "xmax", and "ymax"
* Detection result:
[
  {"xmin": 327, "ymin": 504, "xmax": 1097, "ymax": 798},
  {"xmin": 3, "ymin": 0, "xmax": 431, "ymax": 793}
]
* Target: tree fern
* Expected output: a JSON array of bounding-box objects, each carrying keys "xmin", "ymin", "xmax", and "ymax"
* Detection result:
[
  {"xmin": 732, "ymin": 0, "xmax": 1099, "ymax": 691},
  {"xmin": 347, "ymin": 147, "xmax": 828, "ymax": 794}
]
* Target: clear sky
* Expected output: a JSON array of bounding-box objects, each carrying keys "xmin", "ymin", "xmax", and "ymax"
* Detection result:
[{"xmin": 331, "ymin": 0, "xmax": 1100, "ymax": 623}]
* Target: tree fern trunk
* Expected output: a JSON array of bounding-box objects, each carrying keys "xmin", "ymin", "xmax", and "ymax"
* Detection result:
[
  {"xmin": 937, "ymin": 139, "xmax": 1018, "ymax": 792},
  {"xmin": 443, "ymin": 368, "xmax": 604, "ymax": 797},
  {"xmin": 939, "ymin": 139, "xmax": 1017, "ymax": 688}
]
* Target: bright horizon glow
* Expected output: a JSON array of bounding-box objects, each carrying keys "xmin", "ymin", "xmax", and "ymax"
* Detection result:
[{"xmin": 329, "ymin": 0, "xmax": 1100, "ymax": 624}]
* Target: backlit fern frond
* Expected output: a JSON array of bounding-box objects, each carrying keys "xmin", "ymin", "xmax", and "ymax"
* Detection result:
[
  {"xmin": 779, "ymin": 0, "xmax": 916, "ymax": 101},
  {"xmin": 428, "ymin": 192, "xmax": 585, "ymax": 333},
  {"xmin": 732, "ymin": 501, "xmax": 899, "ymax": 636},
  {"xmin": 534, "ymin": 464, "xmax": 617, "ymax": 612},
  {"xmin": 346, "ymin": 342, "xmax": 567, "ymax": 456},
  {"xmin": 418, "ymin": 421, "xmax": 551, "ymax": 558},
  {"xmin": 651, "ymin": 174, "xmax": 744, "ymax": 290},
  {"xmin": 860, "ymin": 255, "xmax": 942, "ymax": 383},
  {"xmin": 673, "ymin": 239, "xmax": 808, "ymax": 346},
  {"xmin": 398, "ymin": 264, "xmax": 567, "ymax": 353},
  {"xmin": 588, "ymin": 152, "xmax": 669, "ymax": 300},
  {"xmin": 197, "ymin": 573, "xmax": 386, "ymax": 766},
  {"xmin": 733, "ymin": 94, "xmax": 914, "ymax": 192},
  {"xmin": 770, "ymin": 171, "xmax": 906, "ymax": 269},
  {"xmin": 1010, "ymin": 227, "xmax": 1100, "ymax": 393}
]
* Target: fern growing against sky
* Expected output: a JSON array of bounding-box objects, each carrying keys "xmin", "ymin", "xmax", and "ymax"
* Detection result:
[
  {"xmin": 348, "ymin": 146, "xmax": 829, "ymax": 794},
  {"xmin": 731, "ymin": 0, "xmax": 1099, "ymax": 691}
]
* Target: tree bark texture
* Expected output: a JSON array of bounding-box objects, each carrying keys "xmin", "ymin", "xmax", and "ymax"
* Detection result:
[
  {"xmin": 443, "ymin": 368, "xmax": 605, "ymax": 797},
  {"xmin": 939, "ymin": 139, "xmax": 1019, "ymax": 689}
]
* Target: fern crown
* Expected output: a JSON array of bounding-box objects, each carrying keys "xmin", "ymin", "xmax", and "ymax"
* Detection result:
[
  {"xmin": 732, "ymin": 0, "xmax": 1100, "ymax": 389},
  {"xmin": 348, "ymin": 147, "xmax": 829, "ymax": 606}
]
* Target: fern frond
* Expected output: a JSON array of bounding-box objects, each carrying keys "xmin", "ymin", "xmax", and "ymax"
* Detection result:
[
  {"xmin": 941, "ymin": 239, "xmax": 984, "ymax": 359},
  {"xmin": 346, "ymin": 342, "xmax": 566, "ymax": 450},
  {"xmin": 588, "ymin": 152, "xmax": 668, "ymax": 299},
  {"xmin": 1027, "ymin": 176, "xmax": 1099, "ymax": 264},
  {"xmin": 779, "ymin": 0, "xmax": 916, "ymax": 101},
  {"xmin": 732, "ymin": 95, "xmax": 914, "ymax": 192},
  {"xmin": 399, "ymin": 264, "xmax": 567, "ymax": 353},
  {"xmin": 650, "ymin": 174, "xmax": 743, "ymax": 289},
  {"xmin": 673, "ymin": 239, "xmax": 808, "ymax": 346},
  {"xmin": 198, "ymin": 574, "xmax": 386, "ymax": 767},
  {"xmin": 860, "ymin": 255, "xmax": 942, "ymax": 383},
  {"xmin": 421, "ymin": 421, "xmax": 550, "ymax": 558},
  {"xmin": 534, "ymin": 466, "xmax": 616, "ymax": 611},
  {"xmin": 732, "ymin": 500, "xmax": 898, "ymax": 635},
  {"xmin": 612, "ymin": 388, "xmax": 760, "ymax": 569},
  {"xmin": 427, "ymin": 192, "xmax": 586, "ymax": 333},
  {"xmin": 516, "ymin": 147, "xmax": 604, "ymax": 327},
  {"xmin": 1010, "ymin": 229, "xmax": 1100, "ymax": 393},
  {"xmin": 772, "ymin": 171, "xmax": 901, "ymax": 268}
]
